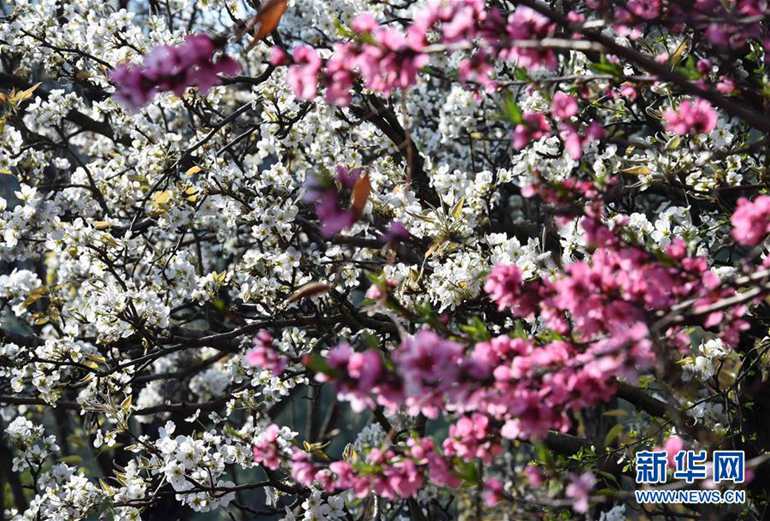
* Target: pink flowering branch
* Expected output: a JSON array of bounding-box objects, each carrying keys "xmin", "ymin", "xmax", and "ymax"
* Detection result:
[
  {"xmin": 514, "ymin": 0, "xmax": 770, "ymax": 133},
  {"xmin": 284, "ymin": 171, "xmax": 769, "ymax": 502},
  {"xmin": 418, "ymin": 37, "xmax": 605, "ymax": 53},
  {"xmin": 653, "ymin": 268, "xmax": 770, "ymax": 332},
  {"xmin": 110, "ymin": 34, "xmax": 241, "ymax": 111}
]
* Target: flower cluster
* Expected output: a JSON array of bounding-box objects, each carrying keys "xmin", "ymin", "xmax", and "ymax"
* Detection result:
[
  {"xmin": 252, "ymin": 423, "xmax": 295, "ymax": 470},
  {"xmin": 669, "ymin": 0, "xmax": 769, "ymax": 48},
  {"xmin": 289, "ymin": 436, "xmax": 459, "ymax": 500},
  {"xmin": 500, "ymin": 194, "xmax": 748, "ymax": 344},
  {"xmin": 663, "ymin": 99, "xmax": 718, "ymax": 136},
  {"xmin": 316, "ymin": 203, "xmax": 749, "ymax": 456},
  {"xmin": 110, "ymin": 34, "xmax": 240, "ymax": 111},
  {"xmin": 279, "ymin": 2, "xmax": 557, "ymax": 104},
  {"xmin": 245, "ymin": 329, "xmax": 288, "ymax": 376},
  {"xmin": 154, "ymin": 421, "xmax": 245, "ymax": 512},
  {"xmin": 731, "ymin": 195, "xmax": 770, "ymax": 246}
]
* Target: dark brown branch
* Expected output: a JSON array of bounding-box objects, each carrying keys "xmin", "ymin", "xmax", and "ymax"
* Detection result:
[
  {"xmin": 616, "ymin": 381, "xmax": 669, "ymax": 418},
  {"xmin": 348, "ymin": 95, "xmax": 440, "ymax": 206}
]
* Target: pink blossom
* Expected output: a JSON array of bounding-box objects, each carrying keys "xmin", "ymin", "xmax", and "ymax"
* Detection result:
[
  {"xmin": 348, "ymin": 350, "xmax": 383, "ymax": 390},
  {"xmin": 366, "ymin": 278, "xmax": 398, "ymax": 301},
  {"xmin": 566, "ymin": 472, "xmax": 596, "ymax": 513},
  {"xmin": 475, "ymin": 208, "xmax": 746, "ymax": 439},
  {"xmin": 245, "ymin": 329, "xmax": 287, "ymax": 376},
  {"xmin": 269, "ymin": 47, "xmax": 288, "ymax": 65},
  {"xmin": 325, "ymin": 43, "xmax": 356, "ymax": 105},
  {"xmin": 395, "ymin": 330, "xmax": 463, "ymax": 387},
  {"xmin": 500, "ymin": 390, "xmax": 569, "ymax": 440},
  {"xmin": 287, "ymin": 45, "xmax": 322, "ymax": 100},
  {"xmin": 458, "ymin": 49, "xmax": 496, "ymax": 92},
  {"xmin": 697, "ymin": 58, "xmax": 712, "ymax": 75},
  {"xmin": 345, "ymin": 12, "xmax": 433, "ymax": 96},
  {"xmin": 738, "ymin": 0, "xmax": 766, "ymax": 17},
  {"xmin": 482, "ymin": 478, "xmax": 504, "ymax": 506},
  {"xmin": 731, "ymin": 195, "xmax": 770, "ymax": 246},
  {"xmin": 503, "ymin": 7, "xmax": 557, "ymax": 70},
  {"xmin": 442, "ymin": 4, "xmax": 478, "ymax": 43},
  {"xmin": 252, "ymin": 424, "xmax": 282, "ymax": 470},
  {"xmin": 351, "ymin": 12, "xmax": 378, "ymax": 33},
  {"xmin": 303, "ymin": 184, "xmax": 750, "ymax": 475},
  {"xmin": 626, "ymin": 0, "xmax": 660, "ymax": 19},
  {"xmin": 551, "ymin": 91, "xmax": 578, "ymax": 120},
  {"xmin": 566, "ymin": 11, "xmax": 586, "ymax": 24},
  {"xmin": 289, "ymin": 449, "xmax": 318, "ymax": 486},
  {"xmin": 525, "ymin": 465, "xmax": 544, "ymax": 487},
  {"xmin": 559, "ymin": 121, "xmax": 605, "ymax": 160},
  {"xmin": 663, "ymin": 435, "xmax": 685, "ymax": 467},
  {"xmin": 585, "ymin": 121, "xmax": 606, "ymax": 141},
  {"xmin": 512, "ymin": 112, "xmax": 551, "ymax": 149},
  {"xmin": 109, "ymin": 65, "xmax": 155, "ymax": 111},
  {"xmin": 716, "ymin": 76, "xmax": 736, "ymax": 94},
  {"xmin": 663, "ymin": 99, "xmax": 717, "ymax": 135},
  {"xmin": 365, "ymin": 284, "xmax": 384, "ymax": 301},
  {"xmin": 484, "ymin": 263, "xmax": 522, "ymax": 310},
  {"xmin": 385, "ymin": 459, "xmax": 423, "ymax": 498},
  {"xmin": 354, "ymin": 27, "xmax": 429, "ymax": 95},
  {"xmin": 394, "ymin": 330, "xmax": 463, "ymax": 417},
  {"xmin": 560, "ymin": 124, "xmax": 583, "ymax": 159},
  {"xmin": 335, "ymin": 165, "xmax": 361, "ymax": 189},
  {"xmin": 316, "ymin": 192, "xmax": 356, "ymax": 237},
  {"xmin": 382, "ymin": 221, "xmax": 411, "ymax": 244},
  {"xmin": 471, "ymin": 335, "xmax": 532, "ymax": 377},
  {"xmin": 303, "ymin": 167, "xmax": 363, "ymax": 237},
  {"xmin": 443, "ymin": 413, "xmax": 502, "ymax": 464},
  {"xmin": 320, "ymin": 343, "xmax": 385, "ymax": 411},
  {"xmin": 425, "ymin": 453, "xmax": 461, "ymax": 488},
  {"xmin": 618, "ymin": 82, "xmax": 638, "ymax": 100},
  {"xmin": 110, "ymin": 34, "xmax": 240, "ymax": 111},
  {"xmin": 484, "ymin": 264, "xmax": 540, "ymax": 317},
  {"xmin": 706, "ymin": 24, "xmax": 731, "ymax": 46},
  {"xmin": 329, "ymin": 461, "xmax": 357, "ymax": 490}
]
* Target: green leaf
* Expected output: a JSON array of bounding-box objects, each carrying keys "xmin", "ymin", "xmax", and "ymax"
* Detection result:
[
  {"xmin": 454, "ymin": 460, "xmax": 480, "ymax": 485},
  {"xmin": 304, "ymin": 352, "xmax": 339, "ymax": 377},
  {"xmin": 590, "ymin": 57, "xmax": 622, "ymax": 78},
  {"xmin": 674, "ymin": 56, "xmax": 700, "ymax": 81},
  {"xmin": 534, "ymin": 442, "xmax": 554, "ymax": 467},
  {"xmin": 604, "ymin": 423, "xmax": 625, "ymax": 446},
  {"xmin": 414, "ymin": 301, "xmax": 435, "ymax": 321},
  {"xmin": 537, "ymin": 329, "xmax": 566, "ymax": 343},
  {"xmin": 511, "ymin": 320, "xmax": 529, "ymax": 339},
  {"xmin": 513, "ymin": 67, "xmax": 530, "ymax": 82},
  {"xmin": 450, "ymin": 196, "xmax": 465, "ymax": 220},
  {"xmin": 360, "ymin": 331, "xmax": 380, "ymax": 349},
  {"xmin": 365, "ymin": 271, "xmax": 385, "ymax": 285},
  {"xmin": 500, "ymin": 92, "xmax": 523, "ymax": 125},
  {"xmin": 460, "ymin": 316, "xmax": 491, "ymax": 341},
  {"xmin": 334, "ymin": 17, "xmax": 356, "ymax": 39},
  {"xmin": 637, "ymin": 374, "xmax": 655, "ymax": 389},
  {"xmin": 62, "ymin": 455, "xmax": 82, "ymax": 465}
]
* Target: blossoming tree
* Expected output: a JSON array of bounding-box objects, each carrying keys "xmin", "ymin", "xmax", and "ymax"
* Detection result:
[{"xmin": 2, "ymin": 0, "xmax": 770, "ymax": 519}]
